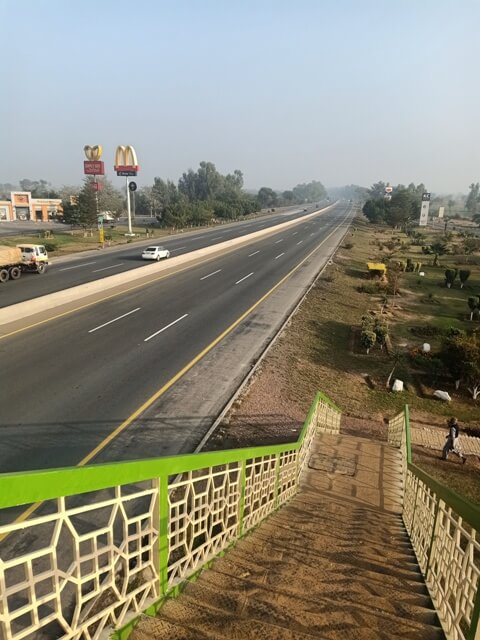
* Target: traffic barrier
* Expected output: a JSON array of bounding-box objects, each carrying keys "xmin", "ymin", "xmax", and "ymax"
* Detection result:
[{"xmin": 0, "ymin": 205, "xmax": 335, "ymax": 326}]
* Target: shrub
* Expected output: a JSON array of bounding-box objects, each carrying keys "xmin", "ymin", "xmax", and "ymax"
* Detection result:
[
  {"xmin": 459, "ymin": 269, "xmax": 471, "ymax": 288},
  {"xmin": 358, "ymin": 282, "xmax": 386, "ymax": 294},
  {"xmin": 444, "ymin": 269, "xmax": 457, "ymax": 288},
  {"xmin": 360, "ymin": 329, "xmax": 376, "ymax": 354},
  {"xmin": 344, "ymin": 242, "xmax": 354, "ymax": 250},
  {"xmin": 43, "ymin": 242, "xmax": 57, "ymax": 252}
]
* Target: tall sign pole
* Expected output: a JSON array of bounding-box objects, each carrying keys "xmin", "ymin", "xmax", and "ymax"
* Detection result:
[
  {"xmin": 419, "ymin": 192, "xmax": 431, "ymax": 227},
  {"xmin": 83, "ymin": 145, "xmax": 105, "ymax": 245},
  {"xmin": 114, "ymin": 145, "xmax": 139, "ymax": 236}
]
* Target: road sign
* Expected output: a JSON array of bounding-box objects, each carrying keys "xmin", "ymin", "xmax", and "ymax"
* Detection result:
[
  {"xmin": 129, "ymin": 181, "xmax": 137, "ymax": 192},
  {"xmin": 422, "ymin": 192, "xmax": 431, "ymax": 202},
  {"xmin": 116, "ymin": 168, "xmax": 138, "ymax": 177}
]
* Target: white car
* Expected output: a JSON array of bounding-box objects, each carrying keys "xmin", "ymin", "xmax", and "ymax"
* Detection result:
[{"xmin": 141, "ymin": 245, "xmax": 170, "ymax": 261}]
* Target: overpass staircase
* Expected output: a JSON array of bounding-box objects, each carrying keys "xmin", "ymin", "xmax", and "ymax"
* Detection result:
[
  {"xmin": 0, "ymin": 394, "xmax": 478, "ymax": 640},
  {"xmin": 130, "ymin": 430, "xmax": 444, "ymax": 640}
]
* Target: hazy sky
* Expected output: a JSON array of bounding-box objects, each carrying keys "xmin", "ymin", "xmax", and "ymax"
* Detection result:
[{"xmin": 1, "ymin": 0, "xmax": 478, "ymax": 193}]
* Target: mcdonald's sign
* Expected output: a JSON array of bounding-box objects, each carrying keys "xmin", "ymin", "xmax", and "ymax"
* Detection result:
[
  {"xmin": 114, "ymin": 145, "xmax": 139, "ymax": 176},
  {"xmin": 83, "ymin": 145, "xmax": 105, "ymax": 175}
]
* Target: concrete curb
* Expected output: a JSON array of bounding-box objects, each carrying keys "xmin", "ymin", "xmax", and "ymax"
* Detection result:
[{"xmin": 0, "ymin": 204, "xmax": 335, "ymax": 326}]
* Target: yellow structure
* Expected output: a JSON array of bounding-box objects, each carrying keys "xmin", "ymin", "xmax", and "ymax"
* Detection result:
[
  {"xmin": 0, "ymin": 192, "xmax": 63, "ymax": 222},
  {"xmin": 367, "ymin": 262, "xmax": 386, "ymax": 274}
]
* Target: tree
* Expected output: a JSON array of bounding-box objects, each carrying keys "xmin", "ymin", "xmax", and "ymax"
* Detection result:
[
  {"xmin": 257, "ymin": 187, "xmax": 278, "ymax": 208},
  {"xmin": 76, "ymin": 179, "xmax": 98, "ymax": 229},
  {"xmin": 362, "ymin": 199, "xmax": 386, "ymax": 223},
  {"xmin": 442, "ymin": 335, "xmax": 480, "ymax": 399},
  {"xmin": 384, "ymin": 188, "xmax": 419, "ymax": 228},
  {"xmin": 281, "ymin": 190, "xmax": 295, "ymax": 204},
  {"xmin": 444, "ymin": 269, "xmax": 457, "ymax": 288},
  {"xmin": 430, "ymin": 241, "xmax": 448, "ymax": 266},
  {"xmin": 441, "ymin": 336, "xmax": 465, "ymax": 390},
  {"xmin": 368, "ymin": 181, "xmax": 387, "ymax": 199},
  {"xmin": 468, "ymin": 296, "xmax": 479, "ymax": 321},
  {"xmin": 152, "ymin": 178, "xmax": 181, "ymax": 218},
  {"xmin": 291, "ymin": 181, "xmax": 326, "ymax": 203},
  {"xmin": 463, "ymin": 238, "xmax": 479, "ymax": 259},
  {"xmin": 19, "ymin": 178, "xmax": 59, "ymax": 198},
  {"xmin": 466, "ymin": 183, "xmax": 480, "ymax": 216},
  {"xmin": 360, "ymin": 330, "xmax": 376, "ymax": 354},
  {"xmin": 373, "ymin": 319, "xmax": 388, "ymax": 350},
  {"xmin": 97, "ymin": 178, "xmax": 124, "ymax": 216},
  {"xmin": 459, "ymin": 270, "xmax": 471, "ymax": 289}
]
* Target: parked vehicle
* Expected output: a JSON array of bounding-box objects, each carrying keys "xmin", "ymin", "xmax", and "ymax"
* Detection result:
[
  {"xmin": 141, "ymin": 245, "xmax": 170, "ymax": 261},
  {"xmin": 0, "ymin": 244, "xmax": 49, "ymax": 283}
]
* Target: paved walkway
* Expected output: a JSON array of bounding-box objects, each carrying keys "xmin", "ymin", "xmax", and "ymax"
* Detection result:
[
  {"xmin": 131, "ymin": 432, "xmax": 444, "ymax": 639},
  {"xmin": 411, "ymin": 426, "xmax": 480, "ymax": 457}
]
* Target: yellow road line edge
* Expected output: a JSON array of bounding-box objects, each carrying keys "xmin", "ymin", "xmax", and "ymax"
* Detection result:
[{"xmin": 2, "ymin": 215, "xmax": 349, "ymax": 535}]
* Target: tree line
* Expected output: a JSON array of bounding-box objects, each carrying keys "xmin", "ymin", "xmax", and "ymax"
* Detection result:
[{"xmin": 56, "ymin": 162, "xmax": 326, "ymax": 229}]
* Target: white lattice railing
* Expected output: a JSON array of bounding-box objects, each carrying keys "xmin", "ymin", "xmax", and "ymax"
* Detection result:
[
  {"xmin": 388, "ymin": 408, "xmax": 480, "ymax": 640},
  {"xmin": 0, "ymin": 391, "xmax": 341, "ymax": 640}
]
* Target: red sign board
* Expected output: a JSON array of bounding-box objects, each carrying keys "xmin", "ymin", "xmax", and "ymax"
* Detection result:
[
  {"xmin": 115, "ymin": 165, "xmax": 139, "ymax": 177},
  {"xmin": 84, "ymin": 160, "xmax": 105, "ymax": 175},
  {"xmin": 92, "ymin": 181, "xmax": 103, "ymax": 192}
]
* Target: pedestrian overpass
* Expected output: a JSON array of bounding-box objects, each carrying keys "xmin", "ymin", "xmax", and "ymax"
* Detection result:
[{"xmin": 0, "ymin": 393, "xmax": 478, "ymax": 639}]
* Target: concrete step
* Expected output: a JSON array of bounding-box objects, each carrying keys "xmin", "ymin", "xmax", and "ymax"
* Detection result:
[
  {"xmin": 132, "ymin": 615, "xmax": 211, "ymax": 639},
  {"xmin": 178, "ymin": 576, "xmax": 442, "ymax": 639},
  {"xmin": 152, "ymin": 593, "xmax": 326, "ymax": 639},
  {"xmin": 258, "ymin": 518, "xmax": 418, "ymax": 562},
  {"xmin": 237, "ymin": 529, "xmax": 424, "ymax": 582},
  {"xmin": 207, "ymin": 549, "xmax": 432, "ymax": 599}
]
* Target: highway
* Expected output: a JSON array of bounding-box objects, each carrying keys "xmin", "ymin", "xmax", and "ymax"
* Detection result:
[
  {"xmin": 0, "ymin": 202, "xmax": 352, "ymax": 475},
  {"xmin": 0, "ymin": 205, "xmax": 326, "ymax": 308}
]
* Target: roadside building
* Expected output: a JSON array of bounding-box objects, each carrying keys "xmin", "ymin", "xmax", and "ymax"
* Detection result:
[{"xmin": 0, "ymin": 192, "xmax": 63, "ymax": 222}]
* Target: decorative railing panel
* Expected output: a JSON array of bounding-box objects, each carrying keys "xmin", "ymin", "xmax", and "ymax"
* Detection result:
[
  {"xmin": 389, "ymin": 406, "xmax": 480, "ymax": 640},
  {"xmin": 0, "ymin": 391, "xmax": 341, "ymax": 640}
]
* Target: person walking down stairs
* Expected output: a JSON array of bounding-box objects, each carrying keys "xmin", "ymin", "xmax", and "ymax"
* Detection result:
[{"xmin": 441, "ymin": 417, "xmax": 466, "ymax": 463}]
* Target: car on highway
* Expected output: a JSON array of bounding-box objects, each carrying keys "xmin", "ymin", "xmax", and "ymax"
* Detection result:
[{"xmin": 141, "ymin": 245, "xmax": 170, "ymax": 261}]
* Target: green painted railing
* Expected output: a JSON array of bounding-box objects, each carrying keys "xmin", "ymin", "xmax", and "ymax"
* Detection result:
[
  {"xmin": 389, "ymin": 407, "xmax": 480, "ymax": 640},
  {"xmin": 0, "ymin": 391, "xmax": 341, "ymax": 640}
]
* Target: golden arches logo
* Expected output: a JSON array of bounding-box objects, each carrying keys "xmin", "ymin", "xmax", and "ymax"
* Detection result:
[
  {"xmin": 114, "ymin": 145, "xmax": 138, "ymax": 168},
  {"xmin": 84, "ymin": 145, "xmax": 103, "ymax": 161}
]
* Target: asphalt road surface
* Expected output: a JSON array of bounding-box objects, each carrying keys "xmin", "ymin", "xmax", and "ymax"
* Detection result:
[
  {"xmin": 0, "ymin": 202, "xmax": 352, "ymax": 474},
  {"xmin": 0, "ymin": 205, "xmax": 327, "ymax": 308}
]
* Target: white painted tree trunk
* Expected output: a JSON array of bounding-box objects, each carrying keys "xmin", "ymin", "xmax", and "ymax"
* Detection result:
[{"xmin": 468, "ymin": 384, "xmax": 480, "ymax": 400}]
